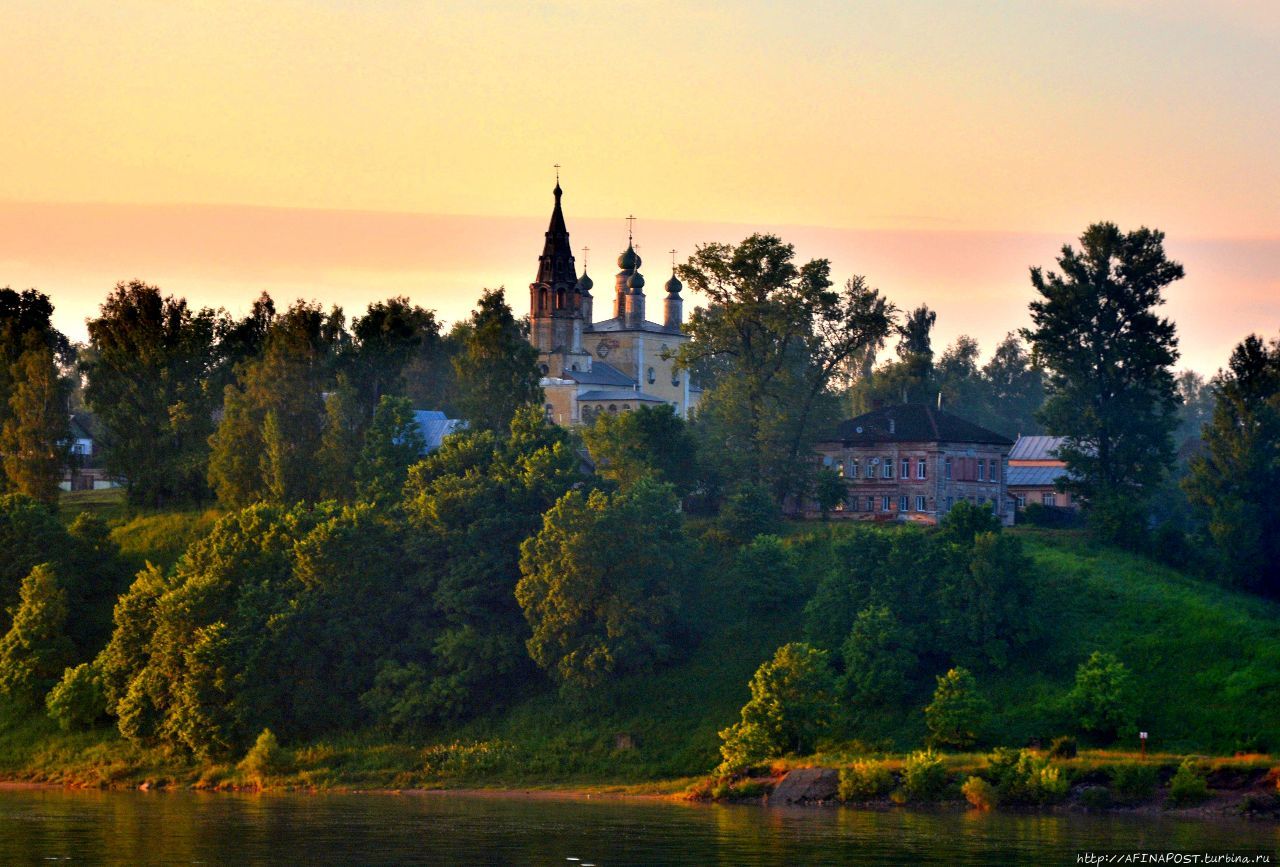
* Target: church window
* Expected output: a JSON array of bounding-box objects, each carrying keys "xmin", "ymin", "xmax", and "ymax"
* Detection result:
[
  {"xmin": 608, "ymin": 404, "xmax": 617, "ymax": 413},
  {"xmin": 539, "ymin": 363, "xmax": 549, "ymax": 375},
  {"xmin": 647, "ymin": 367, "xmax": 656, "ymax": 384}
]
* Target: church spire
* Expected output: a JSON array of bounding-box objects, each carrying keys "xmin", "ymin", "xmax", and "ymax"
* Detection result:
[{"xmin": 534, "ymin": 174, "xmax": 577, "ymax": 290}]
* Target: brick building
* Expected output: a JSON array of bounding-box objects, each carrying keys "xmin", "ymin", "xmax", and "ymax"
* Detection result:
[{"xmin": 814, "ymin": 404, "xmax": 1014, "ymax": 525}]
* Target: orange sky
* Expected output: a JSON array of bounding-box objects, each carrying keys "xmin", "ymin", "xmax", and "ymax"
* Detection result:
[{"xmin": 1, "ymin": 1, "xmax": 1277, "ymax": 373}]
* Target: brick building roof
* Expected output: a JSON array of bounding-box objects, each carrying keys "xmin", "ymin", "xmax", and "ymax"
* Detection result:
[{"xmin": 825, "ymin": 404, "xmax": 1013, "ymax": 446}]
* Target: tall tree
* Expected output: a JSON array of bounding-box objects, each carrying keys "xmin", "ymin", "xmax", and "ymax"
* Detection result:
[
  {"xmin": 349, "ymin": 298, "xmax": 440, "ymax": 415},
  {"xmin": 84, "ymin": 281, "xmax": 223, "ymax": 506},
  {"xmin": 678, "ymin": 238, "xmax": 894, "ymax": 500},
  {"xmin": 0, "ymin": 564, "xmax": 76, "ymax": 708},
  {"xmin": 354, "ymin": 395, "xmax": 424, "ymax": 508},
  {"xmin": 981, "ymin": 332, "xmax": 1045, "ymax": 437},
  {"xmin": 1024, "ymin": 223, "xmax": 1182, "ymax": 543},
  {"xmin": 451, "ymin": 289, "xmax": 541, "ymax": 433},
  {"xmin": 0, "ymin": 288, "xmax": 73, "ymax": 492},
  {"xmin": 1, "ymin": 345, "xmax": 70, "ymax": 503},
  {"xmin": 897, "ymin": 304, "xmax": 938, "ymax": 403},
  {"xmin": 1184, "ymin": 334, "xmax": 1280, "ymax": 595},
  {"xmin": 581, "ymin": 404, "xmax": 699, "ymax": 496}
]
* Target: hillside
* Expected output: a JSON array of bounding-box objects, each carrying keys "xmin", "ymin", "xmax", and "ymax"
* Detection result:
[{"xmin": 2, "ymin": 511, "xmax": 1278, "ymax": 789}]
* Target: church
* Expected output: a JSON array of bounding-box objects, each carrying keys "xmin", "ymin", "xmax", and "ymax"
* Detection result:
[{"xmin": 528, "ymin": 182, "xmax": 700, "ymax": 426}]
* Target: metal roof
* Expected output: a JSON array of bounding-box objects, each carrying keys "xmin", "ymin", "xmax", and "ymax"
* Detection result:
[
  {"xmin": 576, "ymin": 389, "xmax": 668, "ymax": 403},
  {"xmin": 564, "ymin": 361, "xmax": 636, "ymax": 387},
  {"xmin": 1006, "ymin": 465, "xmax": 1069, "ymax": 487},
  {"xmin": 589, "ymin": 316, "xmax": 682, "ymax": 335},
  {"xmin": 412, "ymin": 410, "xmax": 465, "ymax": 453},
  {"xmin": 1008, "ymin": 435, "xmax": 1067, "ymax": 461}
]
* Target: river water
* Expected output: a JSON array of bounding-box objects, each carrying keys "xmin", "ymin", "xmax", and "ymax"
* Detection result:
[{"xmin": 1, "ymin": 788, "xmax": 1276, "ymax": 865}]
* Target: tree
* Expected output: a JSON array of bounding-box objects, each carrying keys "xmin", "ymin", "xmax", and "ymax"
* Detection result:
[
  {"xmin": 354, "ymin": 395, "xmax": 424, "ymax": 507},
  {"xmin": 678, "ymin": 239, "xmax": 894, "ymax": 499},
  {"xmin": 897, "ymin": 304, "xmax": 938, "ymax": 403},
  {"xmin": 1024, "ymin": 223, "xmax": 1183, "ymax": 544},
  {"xmin": 516, "ymin": 478, "xmax": 687, "ymax": 692},
  {"xmin": 581, "ymin": 404, "xmax": 699, "ymax": 496},
  {"xmin": 84, "ymin": 281, "xmax": 223, "ymax": 506},
  {"xmin": 1067, "ymin": 651, "xmax": 1133, "ymax": 743},
  {"xmin": 1, "ymin": 344, "xmax": 70, "ymax": 503},
  {"xmin": 0, "ymin": 564, "xmax": 76, "ymax": 707},
  {"xmin": 348, "ymin": 298, "xmax": 441, "ymax": 415},
  {"xmin": 452, "ymin": 289, "xmax": 541, "ymax": 433},
  {"xmin": 924, "ymin": 667, "xmax": 988, "ymax": 749},
  {"xmin": 46, "ymin": 662, "xmax": 107, "ymax": 731},
  {"xmin": 314, "ymin": 374, "xmax": 363, "ymax": 501},
  {"xmin": 718, "ymin": 643, "xmax": 836, "ymax": 770},
  {"xmin": 813, "ymin": 468, "xmax": 845, "ymax": 520},
  {"xmin": 1184, "ymin": 334, "xmax": 1280, "ymax": 595},
  {"xmin": 981, "ymin": 332, "xmax": 1044, "ymax": 438},
  {"xmin": 839, "ymin": 604, "xmax": 917, "ymax": 708},
  {"xmin": 0, "ymin": 288, "xmax": 73, "ymax": 493}
]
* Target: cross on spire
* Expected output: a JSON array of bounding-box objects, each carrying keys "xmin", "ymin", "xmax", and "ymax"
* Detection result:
[
  {"xmin": 581, "ymin": 245, "xmax": 590, "ymax": 270},
  {"xmin": 626, "ymin": 214, "xmax": 636, "ymax": 246},
  {"xmin": 554, "ymin": 163, "xmax": 560, "ymax": 184},
  {"xmin": 670, "ymin": 249, "xmax": 677, "ymax": 272}
]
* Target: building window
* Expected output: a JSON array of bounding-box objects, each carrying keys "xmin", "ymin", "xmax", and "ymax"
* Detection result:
[
  {"xmin": 945, "ymin": 458, "xmax": 952, "ymax": 480},
  {"xmin": 866, "ymin": 496, "xmax": 875, "ymax": 512},
  {"xmin": 898, "ymin": 495, "xmax": 909, "ymax": 512},
  {"xmin": 945, "ymin": 496, "xmax": 954, "ymax": 510},
  {"xmin": 881, "ymin": 458, "xmax": 893, "ymax": 479},
  {"xmin": 1016, "ymin": 495, "xmax": 1026, "ymax": 509},
  {"xmin": 850, "ymin": 459, "xmax": 859, "ymax": 479},
  {"xmin": 915, "ymin": 495, "xmax": 926, "ymax": 512},
  {"xmin": 647, "ymin": 366, "xmax": 656, "ymax": 384},
  {"xmin": 900, "ymin": 458, "xmax": 909, "ymax": 479},
  {"xmin": 990, "ymin": 461, "xmax": 999, "ymax": 483},
  {"xmin": 977, "ymin": 459, "xmax": 986, "ymax": 482},
  {"xmin": 880, "ymin": 495, "xmax": 891, "ymax": 512},
  {"xmin": 608, "ymin": 404, "xmax": 618, "ymax": 413},
  {"xmin": 917, "ymin": 458, "xmax": 927, "ymax": 479},
  {"xmin": 544, "ymin": 403, "xmax": 554, "ymax": 422},
  {"xmin": 621, "ymin": 404, "xmax": 631, "ymax": 412},
  {"xmin": 539, "ymin": 363, "xmax": 549, "ymax": 375},
  {"xmin": 1042, "ymin": 493, "xmax": 1057, "ymax": 507},
  {"xmin": 865, "ymin": 461, "xmax": 874, "ymax": 479},
  {"xmin": 836, "ymin": 460, "xmax": 845, "ymax": 478}
]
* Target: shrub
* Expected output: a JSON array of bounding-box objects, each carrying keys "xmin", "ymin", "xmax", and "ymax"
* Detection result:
[
  {"xmin": 238, "ymin": 729, "xmax": 291, "ymax": 786},
  {"xmin": 1109, "ymin": 763, "xmax": 1158, "ymax": 803},
  {"xmin": 838, "ymin": 761, "xmax": 894, "ymax": 801},
  {"xmin": 985, "ymin": 748, "xmax": 1069, "ymax": 805},
  {"xmin": 1048, "ymin": 736, "xmax": 1077, "ymax": 759},
  {"xmin": 1167, "ymin": 760, "xmax": 1210, "ymax": 807},
  {"xmin": 1068, "ymin": 651, "xmax": 1134, "ymax": 743},
  {"xmin": 1079, "ymin": 786, "xmax": 1112, "ymax": 811},
  {"xmin": 716, "ymin": 482, "xmax": 780, "ymax": 544},
  {"xmin": 900, "ymin": 749, "xmax": 949, "ymax": 802},
  {"xmin": 924, "ymin": 667, "xmax": 988, "ymax": 750},
  {"xmin": 45, "ymin": 663, "xmax": 107, "ymax": 731},
  {"xmin": 733, "ymin": 535, "xmax": 801, "ymax": 609},
  {"xmin": 962, "ymin": 776, "xmax": 997, "ymax": 810}
]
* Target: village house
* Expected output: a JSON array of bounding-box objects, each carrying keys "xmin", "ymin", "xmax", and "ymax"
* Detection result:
[
  {"xmin": 1006, "ymin": 435, "xmax": 1079, "ymax": 511},
  {"xmin": 59, "ymin": 413, "xmax": 121, "ymax": 492},
  {"xmin": 814, "ymin": 403, "xmax": 1015, "ymax": 526}
]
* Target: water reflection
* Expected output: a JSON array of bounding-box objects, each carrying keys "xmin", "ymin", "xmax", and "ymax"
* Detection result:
[{"xmin": 0, "ymin": 788, "xmax": 1275, "ymax": 866}]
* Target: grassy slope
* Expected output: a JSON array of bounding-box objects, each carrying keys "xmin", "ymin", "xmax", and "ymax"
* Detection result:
[{"xmin": 5, "ymin": 514, "xmax": 1279, "ymax": 788}]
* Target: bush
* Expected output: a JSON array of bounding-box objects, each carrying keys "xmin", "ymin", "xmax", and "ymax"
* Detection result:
[
  {"xmin": 924, "ymin": 667, "xmax": 988, "ymax": 750},
  {"xmin": 1048, "ymin": 736, "xmax": 1078, "ymax": 759},
  {"xmin": 1079, "ymin": 785, "xmax": 1112, "ymax": 811},
  {"xmin": 733, "ymin": 535, "xmax": 801, "ymax": 609},
  {"xmin": 985, "ymin": 748, "xmax": 1069, "ymax": 805},
  {"xmin": 716, "ymin": 482, "xmax": 780, "ymax": 544},
  {"xmin": 1167, "ymin": 760, "xmax": 1210, "ymax": 807},
  {"xmin": 900, "ymin": 749, "xmax": 949, "ymax": 802},
  {"xmin": 838, "ymin": 761, "xmax": 894, "ymax": 801},
  {"xmin": 1109, "ymin": 763, "xmax": 1158, "ymax": 803},
  {"xmin": 44, "ymin": 663, "xmax": 107, "ymax": 731},
  {"xmin": 962, "ymin": 776, "xmax": 997, "ymax": 810},
  {"xmin": 1068, "ymin": 651, "xmax": 1134, "ymax": 743},
  {"xmin": 238, "ymin": 729, "xmax": 291, "ymax": 786}
]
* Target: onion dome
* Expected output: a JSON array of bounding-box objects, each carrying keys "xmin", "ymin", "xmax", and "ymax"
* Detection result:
[
  {"xmin": 617, "ymin": 244, "xmax": 642, "ymax": 270},
  {"xmin": 664, "ymin": 273, "xmax": 682, "ymax": 295},
  {"xmin": 627, "ymin": 271, "xmax": 646, "ymax": 291},
  {"xmin": 576, "ymin": 271, "xmax": 594, "ymax": 293}
]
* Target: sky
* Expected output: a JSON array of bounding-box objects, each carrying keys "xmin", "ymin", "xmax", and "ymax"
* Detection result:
[{"xmin": 1, "ymin": 0, "xmax": 1276, "ymax": 373}]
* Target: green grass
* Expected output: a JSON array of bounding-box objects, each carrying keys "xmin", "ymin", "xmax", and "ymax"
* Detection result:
[
  {"xmin": 4, "ymin": 523, "xmax": 1280, "ymax": 789},
  {"xmin": 108, "ymin": 509, "xmax": 223, "ymax": 573}
]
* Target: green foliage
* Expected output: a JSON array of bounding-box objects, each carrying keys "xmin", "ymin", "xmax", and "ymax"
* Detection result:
[
  {"xmin": 1184, "ymin": 333, "xmax": 1280, "ymax": 596},
  {"xmin": 678, "ymin": 239, "xmax": 894, "ymax": 499},
  {"xmin": 924, "ymin": 667, "xmax": 987, "ymax": 750},
  {"xmin": 718, "ymin": 643, "xmax": 836, "ymax": 771},
  {"xmin": 0, "ymin": 494, "xmax": 68, "ymax": 629},
  {"xmin": 732, "ymin": 535, "xmax": 801, "ymax": 610},
  {"xmin": 961, "ymin": 775, "xmax": 997, "ymax": 810},
  {"xmin": 238, "ymin": 728, "xmax": 291, "ymax": 785},
  {"xmin": 0, "ymin": 343, "xmax": 70, "ymax": 503},
  {"xmin": 1109, "ymin": 762, "xmax": 1158, "ymax": 803},
  {"xmin": 581, "ymin": 404, "xmax": 699, "ymax": 496},
  {"xmin": 354, "ymin": 395, "xmax": 424, "ymax": 507},
  {"xmin": 839, "ymin": 604, "xmax": 916, "ymax": 708},
  {"xmin": 838, "ymin": 760, "xmax": 894, "ymax": 801},
  {"xmin": 0, "ymin": 564, "xmax": 76, "ymax": 707},
  {"xmin": 813, "ymin": 469, "xmax": 845, "ymax": 519},
  {"xmin": 1048, "ymin": 735, "xmax": 1078, "ymax": 759},
  {"xmin": 1079, "ymin": 785, "xmax": 1112, "ymax": 810},
  {"xmin": 1168, "ymin": 759, "xmax": 1210, "ymax": 806},
  {"xmin": 1068, "ymin": 651, "xmax": 1134, "ymax": 742},
  {"xmin": 984, "ymin": 747, "xmax": 1069, "ymax": 805},
  {"xmin": 899, "ymin": 749, "xmax": 948, "ymax": 801},
  {"xmin": 937, "ymin": 500, "xmax": 1001, "ymax": 545},
  {"xmin": 715, "ymin": 482, "xmax": 781, "ymax": 544},
  {"xmin": 84, "ymin": 281, "xmax": 222, "ymax": 507},
  {"xmin": 517, "ymin": 478, "xmax": 688, "ymax": 692},
  {"xmin": 1024, "ymin": 222, "xmax": 1182, "ymax": 545},
  {"xmin": 451, "ymin": 288, "xmax": 541, "ymax": 433},
  {"xmin": 45, "ymin": 662, "xmax": 107, "ymax": 731},
  {"xmin": 315, "ymin": 374, "xmax": 363, "ymax": 501}
]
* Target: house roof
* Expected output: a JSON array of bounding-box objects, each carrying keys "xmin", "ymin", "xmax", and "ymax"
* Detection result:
[
  {"xmin": 589, "ymin": 316, "xmax": 683, "ymax": 336},
  {"xmin": 564, "ymin": 361, "xmax": 636, "ymax": 387},
  {"xmin": 1009, "ymin": 435, "xmax": 1066, "ymax": 462},
  {"xmin": 411, "ymin": 410, "xmax": 465, "ymax": 453},
  {"xmin": 576, "ymin": 389, "xmax": 669, "ymax": 404},
  {"xmin": 826, "ymin": 404, "xmax": 1013, "ymax": 446},
  {"xmin": 1006, "ymin": 465, "xmax": 1069, "ymax": 488}
]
